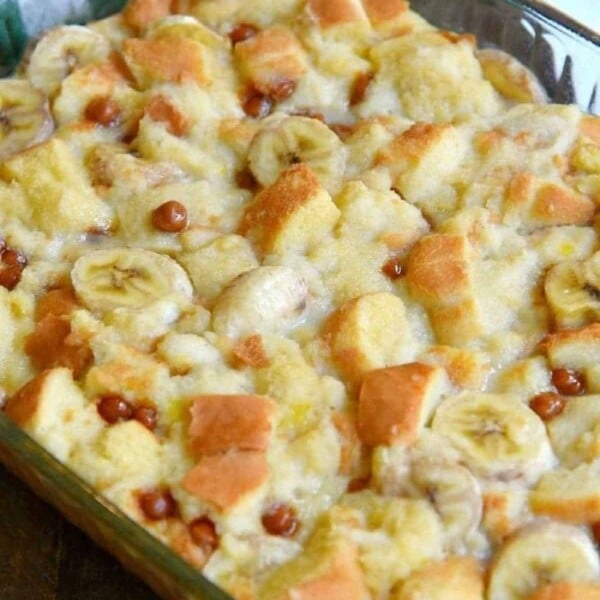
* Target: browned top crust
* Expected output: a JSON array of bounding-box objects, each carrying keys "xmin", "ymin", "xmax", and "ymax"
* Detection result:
[{"xmin": 307, "ymin": 0, "xmax": 368, "ymax": 28}]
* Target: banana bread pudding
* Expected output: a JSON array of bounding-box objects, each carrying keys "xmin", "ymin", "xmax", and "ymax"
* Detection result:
[{"xmin": 2, "ymin": 0, "xmax": 600, "ymax": 598}]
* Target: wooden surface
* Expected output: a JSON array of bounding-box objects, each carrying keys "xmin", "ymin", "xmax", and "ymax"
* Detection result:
[{"xmin": 0, "ymin": 464, "xmax": 159, "ymax": 600}]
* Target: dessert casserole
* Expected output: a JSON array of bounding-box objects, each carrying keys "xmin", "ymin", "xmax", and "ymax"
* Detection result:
[{"xmin": 1, "ymin": 0, "xmax": 600, "ymax": 598}]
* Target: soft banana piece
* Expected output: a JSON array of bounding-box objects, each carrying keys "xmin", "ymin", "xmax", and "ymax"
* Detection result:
[
  {"xmin": 0, "ymin": 79, "xmax": 54, "ymax": 159},
  {"xmin": 27, "ymin": 25, "xmax": 112, "ymax": 97},
  {"xmin": 71, "ymin": 248, "xmax": 194, "ymax": 312},
  {"xmin": 432, "ymin": 392, "xmax": 555, "ymax": 482},
  {"xmin": 487, "ymin": 521, "xmax": 600, "ymax": 600},
  {"xmin": 247, "ymin": 115, "xmax": 347, "ymax": 194},
  {"xmin": 544, "ymin": 257, "xmax": 600, "ymax": 329},
  {"xmin": 410, "ymin": 457, "xmax": 483, "ymax": 548},
  {"xmin": 211, "ymin": 266, "xmax": 308, "ymax": 338}
]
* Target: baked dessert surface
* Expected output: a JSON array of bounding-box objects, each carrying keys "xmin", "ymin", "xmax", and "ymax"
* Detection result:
[{"xmin": 1, "ymin": 1, "xmax": 600, "ymax": 598}]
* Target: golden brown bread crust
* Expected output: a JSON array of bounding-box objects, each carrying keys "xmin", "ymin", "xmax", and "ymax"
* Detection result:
[
  {"xmin": 122, "ymin": 0, "xmax": 171, "ymax": 30},
  {"xmin": 182, "ymin": 450, "xmax": 269, "ymax": 511},
  {"xmin": 362, "ymin": 0, "xmax": 410, "ymax": 25},
  {"xmin": 357, "ymin": 362, "xmax": 444, "ymax": 446},
  {"xmin": 234, "ymin": 25, "xmax": 307, "ymax": 96},
  {"xmin": 122, "ymin": 38, "xmax": 209, "ymax": 85},
  {"xmin": 307, "ymin": 0, "xmax": 368, "ymax": 28},
  {"xmin": 406, "ymin": 234, "xmax": 472, "ymax": 305}
]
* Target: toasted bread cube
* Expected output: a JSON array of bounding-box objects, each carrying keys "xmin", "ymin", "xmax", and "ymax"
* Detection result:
[
  {"xmin": 392, "ymin": 556, "xmax": 484, "ymax": 600},
  {"xmin": 179, "ymin": 234, "xmax": 259, "ymax": 301},
  {"xmin": 335, "ymin": 181, "xmax": 429, "ymax": 251},
  {"xmin": 503, "ymin": 172, "xmax": 594, "ymax": 229},
  {"xmin": 5, "ymin": 368, "xmax": 100, "ymax": 462},
  {"xmin": 123, "ymin": 0, "xmax": 172, "ymax": 30},
  {"xmin": 307, "ymin": 0, "xmax": 369, "ymax": 33},
  {"xmin": 182, "ymin": 450, "xmax": 269, "ymax": 511},
  {"xmin": 70, "ymin": 419, "xmax": 162, "ymax": 491},
  {"xmin": 122, "ymin": 37, "xmax": 210, "ymax": 88},
  {"xmin": 362, "ymin": 0, "xmax": 427, "ymax": 36},
  {"xmin": 358, "ymin": 363, "xmax": 448, "ymax": 447},
  {"xmin": 322, "ymin": 292, "xmax": 416, "ymax": 386},
  {"xmin": 0, "ymin": 139, "xmax": 112, "ymax": 235},
  {"xmin": 420, "ymin": 345, "xmax": 490, "ymax": 390},
  {"xmin": 407, "ymin": 234, "xmax": 484, "ymax": 345},
  {"xmin": 495, "ymin": 357, "xmax": 552, "ymax": 397},
  {"xmin": 527, "ymin": 582, "xmax": 600, "ymax": 600},
  {"xmin": 369, "ymin": 32, "xmax": 500, "ymax": 122},
  {"xmin": 188, "ymin": 394, "xmax": 275, "ymax": 454},
  {"xmin": 530, "ymin": 462, "xmax": 600, "ymax": 524},
  {"xmin": 239, "ymin": 164, "xmax": 340, "ymax": 257},
  {"xmin": 260, "ymin": 516, "xmax": 369, "ymax": 600},
  {"xmin": 580, "ymin": 115, "xmax": 600, "ymax": 144},
  {"xmin": 376, "ymin": 122, "xmax": 467, "ymax": 203},
  {"xmin": 543, "ymin": 324, "xmax": 600, "ymax": 371},
  {"xmin": 234, "ymin": 25, "xmax": 307, "ymax": 97}
]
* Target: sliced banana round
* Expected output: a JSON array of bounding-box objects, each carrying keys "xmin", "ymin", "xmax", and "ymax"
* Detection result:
[
  {"xmin": 487, "ymin": 521, "xmax": 600, "ymax": 600},
  {"xmin": 476, "ymin": 48, "xmax": 547, "ymax": 104},
  {"xmin": 432, "ymin": 392, "xmax": 555, "ymax": 482},
  {"xmin": 211, "ymin": 266, "xmax": 308, "ymax": 337},
  {"xmin": 0, "ymin": 79, "xmax": 54, "ymax": 159},
  {"xmin": 27, "ymin": 25, "xmax": 112, "ymax": 97},
  {"xmin": 410, "ymin": 457, "xmax": 483, "ymax": 547},
  {"xmin": 71, "ymin": 248, "xmax": 193, "ymax": 312},
  {"xmin": 146, "ymin": 15, "xmax": 229, "ymax": 50},
  {"xmin": 545, "ymin": 260, "xmax": 600, "ymax": 329},
  {"xmin": 247, "ymin": 115, "xmax": 347, "ymax": 194}
]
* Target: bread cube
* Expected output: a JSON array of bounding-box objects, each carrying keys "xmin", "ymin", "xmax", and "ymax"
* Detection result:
[
  {"xmin": 239, "ymin": 164, "xmax": 340, "ymax": 257},
  {"xmin": 188, "ymin": 394, "xmax": 276, "ymax": 454},
  {"xmin": 357, "ymin": 363, "xmax": 449, "ymax": 447},
  {"xmin": 0, "ymin": 139, "xmax": 112, "ymax": 235},
  {"xmin": 503, "ymin": 172, "xmax": 594, "ymax": 229},
  {"xmin": 5, "ymin": 368, "xmax": 101, "ymax": 462},
  {"xmin": 182, "ymin": 450, "xmax": 269, "ymax": 512},
  {"xmin": 392, "ymin": 557, "xmax": 484, "ymax": 600},
  {"xmin": 179, "ymin": 235, "xmax": 258, "ymax": 300},
  {"xmin": 376, "ymin": 122, "xmax": 467, "ymax": 203},
  {"xmin": 122, "ymin": 37, "xmax": 211, "ymax": 88},
  {"xmin": 123, "ymin": 0, "xmax": 172, "ymax": 30},
  {"xmin": 322, "ymin": 292, "xmax": 416, "ymax": 386},
  {"xmin": 234, "ymin": 25, "xmax": 307, "ymax": 97}
]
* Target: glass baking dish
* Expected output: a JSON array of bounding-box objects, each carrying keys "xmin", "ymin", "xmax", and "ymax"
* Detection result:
[{"xmin": 0, "ymin": 1, "xmax": 599, "ymax": 599}]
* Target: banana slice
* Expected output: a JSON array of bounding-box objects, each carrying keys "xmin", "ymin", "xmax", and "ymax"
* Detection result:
[
  {"xmin": 0, "ymin": 79, "xmax": 54, "ymax": 159},
  {"xmin": 432, "ymin": 392, "xmax": 555, "ymax": 482},
  {"xmin": 71, "ymin": 248, "xmax": 193, "ymax": 312},
  {"xmin": 476, "ymin": 48, "xmax": 547, "ymax": 104},
  {"xmin": 27, "ymin": 25, "xmax": 112, "ymax": 97},
  {"xmin": 147, "ymin": 15, "xmax": 229, "ymax": 50},
  {"xmin": 487, "ymin": 521, "xmax": 600, "ymax": 600},
  {"xmin": 211, "ymin": 266, "xmax": 307, "ymax": 337},
  {"xmin": 545, "ymin": 258, "xmax": 600, "ymax": 329},
  {"xmin": 247, "ymin": 115, "xmax": 347, "ymax": 194},
  {"xmin": 410, "ymin": 457, "xmax": 483, "ymax": 548}
]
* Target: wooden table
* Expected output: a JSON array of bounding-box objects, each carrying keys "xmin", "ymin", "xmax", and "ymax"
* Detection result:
[{"xmin": 0, "ymin": 464, "xmax": 159, "ymax": 599}]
